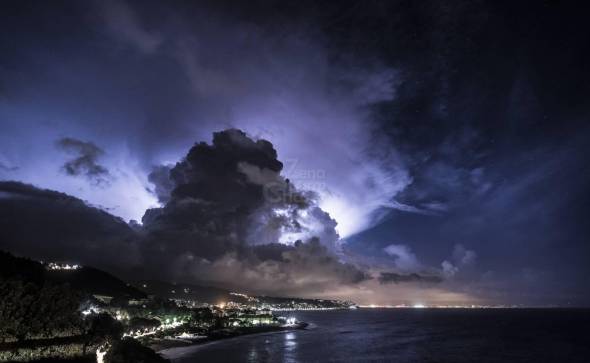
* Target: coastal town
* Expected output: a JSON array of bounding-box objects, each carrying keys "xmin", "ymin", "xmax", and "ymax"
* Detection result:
[{"xmin": 0, "ymin": 254, "xmax": 355, "ymax": 362}]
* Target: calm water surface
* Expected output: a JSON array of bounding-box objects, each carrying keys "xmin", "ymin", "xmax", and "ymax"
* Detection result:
[{"xmin": 164, "ymin": 309, "xmax": 590, "ymax": 363}]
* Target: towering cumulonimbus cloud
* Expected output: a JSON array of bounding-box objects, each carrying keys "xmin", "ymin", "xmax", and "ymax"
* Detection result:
[
  {"xmin": 90, "ymin": 0, "xmax": 414, "ymax": 240},
  {"xmin": 144, "ymin": 129, "xmax": 340, "ymax": 251},
  {"xmin": 0, "ymin": 0, "xmax": 415, "ymax": 241},
  {"xmin": 0, "ymin": 129, "xmax": 448, "ymax": 297},
  {"xmin": 140, "ymin": 129, "xmax": 362, "ymax": 291},
  {"xmin": 0, "ymin": 131, "xmax": 369, "ymax": 295}
]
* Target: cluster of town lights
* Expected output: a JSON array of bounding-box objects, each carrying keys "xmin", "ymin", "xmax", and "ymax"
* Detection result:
[{"xmin": 46, "ymin": 262, "xmax": 81, "ymax": 270}]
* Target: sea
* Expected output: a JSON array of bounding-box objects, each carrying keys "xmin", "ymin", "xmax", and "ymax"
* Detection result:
[{"xmin": 162, "ymin": 308, "xmax": 590, "ymax": 363}]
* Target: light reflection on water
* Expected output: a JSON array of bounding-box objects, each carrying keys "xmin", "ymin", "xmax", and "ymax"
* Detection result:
[
  {"xmin": 284, "ymin": 332, "xmax": 296, "ymax": 347},
  {"xmin": 171, "ymin": 309, "xmax": 590, "ymax": 363},
  {"xmin": 246, "ymin": 345, "xmax": 257, "ymax": 363},
  {"xmin": 283, "ymin": 332, "xmax": 297, "ymax": 363}
]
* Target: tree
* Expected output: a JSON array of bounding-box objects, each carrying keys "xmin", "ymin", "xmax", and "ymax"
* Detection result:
[
  {"xmin": 128, "ymin": 317, "xmax": 160, "ymax": 333},
  {"xmin": 104, "ymin": 337, "xmax": 170, "ymax": 363},
  {"xmin": 0, "ymin": 279, "xmax": 84, "ymax": 342},
  {"xmin": 83, "ymin": 313, "xmax": 124, "ymax": 355},
  {"xmin": 190, "ymin": 307, "xmax": 216, "ymax": 328}
]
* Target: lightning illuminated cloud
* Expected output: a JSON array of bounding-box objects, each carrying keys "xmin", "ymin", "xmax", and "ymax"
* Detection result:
[{"xmin": 97, "ymin": 0, "xmax": 413, "ymax": 239}]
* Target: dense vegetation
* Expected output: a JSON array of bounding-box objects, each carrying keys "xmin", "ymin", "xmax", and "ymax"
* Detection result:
[
  {"xmin": 0, "ymin": 252, "xmax": 86, "ymax": 343},
  {"xmin": 46, "ymin": 267, "xmax": 145, "ymax": 300},
  {"xmin": 0, "ymin": 279, "xmax": 84, "ymax": 342},
  {"xmin": 105, "ymin": 338, "xmax": 169, "ymax": 363},
  {"xmin": 0, "ymin": 251, "xmax": 169, "ymax": 362}
]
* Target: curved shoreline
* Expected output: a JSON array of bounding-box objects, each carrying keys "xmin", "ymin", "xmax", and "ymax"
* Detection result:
[{"xmin": 156, "ymin": 323, "xmax": 308, "ymax": 360}]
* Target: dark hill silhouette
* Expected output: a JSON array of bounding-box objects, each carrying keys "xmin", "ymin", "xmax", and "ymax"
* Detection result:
[
  {"xmin": 0, "ymin": 250, "xmax": 45, "ymax": 285},
  {"xmin": 132, "ymin": 280, "xmax": 240, "ymax": 304},
  {"xmin": 46, "ymin": 267, "xmax": 145, "ymax": 299},
  {"xmin": 0, "ymin": 251, "xmax": 145, "ymax": 299}
]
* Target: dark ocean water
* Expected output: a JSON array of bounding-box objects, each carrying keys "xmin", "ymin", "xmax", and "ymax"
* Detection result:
[{"xmin": 165, "ymin": 308, "xmax": 590, "ymax": 363}]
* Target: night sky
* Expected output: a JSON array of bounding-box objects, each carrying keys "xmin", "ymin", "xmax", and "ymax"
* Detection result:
[{"xmin": 1, "ymin": 0, "xmax": 589, "ymax": 306}]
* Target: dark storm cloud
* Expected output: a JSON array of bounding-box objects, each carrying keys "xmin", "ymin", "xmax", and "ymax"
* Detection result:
[
  {"xmin": 139, "ymin": 129, "xmax": 366, "ymax": 293},
  {"xmin": 0, "ymin": 0, "xmax": 412, "ymax": 237},
  {"xmin": 143, "ymin": 129, "xmax": 292, "ymax": 246},
  {"xmin": 0, "ymin": 181, "xmax": 139, "ymax": 273},
  {"xmin": 89, "ymin": 0, "xmax": 411, "ymax": 239},
  {"xmin": 378, "ymin": 272, "xmax": 442, "ymax": 285},
  {"xmin": 0, "ymin": 130, "xmax": 371, "ymax": 295},
  {"xmin": 1, "ymin": 0, "xmax": 590, "ymax": 305},
  {"xmin": 141, "ymin": 128, "xmax": 285, "ymax": 260},
  {"xmin": 147, "ymin": 165, "xmax": 174, "ymax": 204},
  {"xmin": 56, "ymin": 137, "xmax": 111, "ymax": 186},
  {"xmin": 176, "ymin": 239, "xmax": 369, "ymax": 295}
]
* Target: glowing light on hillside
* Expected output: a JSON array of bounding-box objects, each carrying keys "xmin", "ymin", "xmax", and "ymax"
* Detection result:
[
  {"xmin": 47, "ymin": 262, "xmax": 81, "ymax": 270},
  {"xmin": 96, "ymin": 345, "xmax": 108, "ymax": 363}
]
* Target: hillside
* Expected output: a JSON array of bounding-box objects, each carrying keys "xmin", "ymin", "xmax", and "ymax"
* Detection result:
[
  {"xmin": 46, "ymin": 267, "xmax": 146, "ymax": 299},
  {"xmin": 132, "ymin": 280, "xmax": 240, "ymax": 304},
  {"xmin": 0, "ymin": 251, "xmax": 145, "ymax": 299}
]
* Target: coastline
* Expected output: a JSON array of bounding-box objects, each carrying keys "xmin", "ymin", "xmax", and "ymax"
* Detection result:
[{"xmin": 155, "ymin": 322, "xmax": 308, "ymax": 359}]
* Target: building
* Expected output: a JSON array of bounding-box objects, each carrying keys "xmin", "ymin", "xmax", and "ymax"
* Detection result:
[{"xmin": 238, "ymin": 313, "xmax": 276, "ymax": 326}]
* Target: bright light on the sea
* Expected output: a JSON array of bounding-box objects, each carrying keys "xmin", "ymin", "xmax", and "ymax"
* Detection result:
[{"xmin": 412, "ymin": 303, "xmax": 426, "ymax": 308}]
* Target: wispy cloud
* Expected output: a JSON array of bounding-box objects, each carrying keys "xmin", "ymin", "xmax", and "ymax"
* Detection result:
[{"xmin": 56, "ymin": 137, "xmax": 111, "ymax": 186}]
